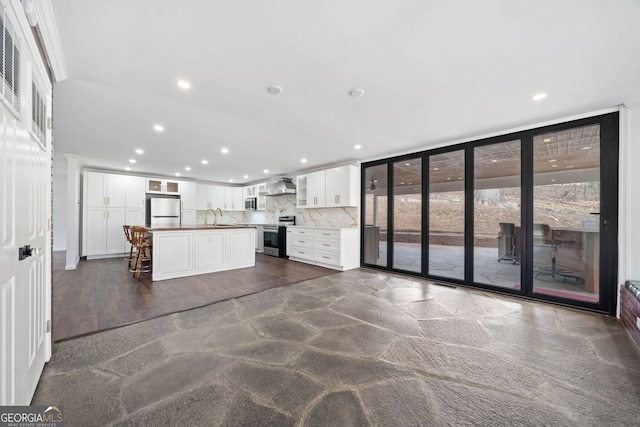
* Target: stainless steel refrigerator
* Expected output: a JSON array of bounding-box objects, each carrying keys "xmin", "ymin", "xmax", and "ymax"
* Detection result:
[{"xmin": 146, "ymin": 197, "xmax": 181, "ymax": 227}]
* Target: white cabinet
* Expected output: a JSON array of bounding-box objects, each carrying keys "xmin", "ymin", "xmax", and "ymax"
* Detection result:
[
  {"xmin": 244, "ymin": 185, "xmax": 257, "ymax": 198},
  {"xmin": 146, "ymin": 178, "xmax": 180, "ymax": 195},
  {"xmin": 224, "ymin": 187, "xmax": 244, "ymax": 211},
  {"xmin": 325, "ymin": 165, "xmax": 359, "ymax": 207},
  {"xmin": 125, "ymin": 208, "xmax": 145, "ymax": 226},
  {"xmin": 83, "ymin": 171, "xmax": 127, "ymax": 256},
  {"xmin": 297, "ymin": 165, "xmax": 359, "ymax": 209},
  {"xmin": 296, "ymin": 171, "xmax": 325, "ymax": 208},
  {"xmin": 288, "ymin": 227, "xmax": 359, "ymax": 271},
  {"xmin": 180, "ymin": 181, "xmax": 197, "ymax": 210},
  {"xmin": 257, "ymin": 183, "xmax": 267, "ymax": 210},
  {"xmin": 196, "ymin": 184, "xmax": 225, "ymax": 210},
  {"xmin": 125, "ymin": 176, "xmax": 146, "ymax": 210}
]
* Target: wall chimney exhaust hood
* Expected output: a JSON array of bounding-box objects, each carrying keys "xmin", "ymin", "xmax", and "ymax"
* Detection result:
[{"xmin": 259, "ymin": 177, "xmax": 296, "ymax": 196}]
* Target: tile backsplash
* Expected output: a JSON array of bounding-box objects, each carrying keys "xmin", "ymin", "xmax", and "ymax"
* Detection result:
[{"xmin": 195, "ymin": 194, "xmax": 359, "ymax": 228}]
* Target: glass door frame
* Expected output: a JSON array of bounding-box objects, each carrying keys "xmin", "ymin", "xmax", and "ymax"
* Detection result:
[{"xmin": 360, "ymin": 112, "xmax": 619, "ymax": 315}]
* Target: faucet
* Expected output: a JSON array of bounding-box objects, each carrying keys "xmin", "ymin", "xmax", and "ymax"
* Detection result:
[{"xmin": 204, "ymin": 208, "xmax": 223, "ymax": 226}]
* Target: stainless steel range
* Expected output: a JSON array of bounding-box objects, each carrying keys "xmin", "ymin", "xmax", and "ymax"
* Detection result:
[{"xmin": 263, "ymin": 215, "xmax": 295, "ymax": 257}]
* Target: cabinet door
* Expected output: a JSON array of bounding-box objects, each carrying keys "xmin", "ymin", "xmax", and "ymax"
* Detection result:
[
  {"xmin": 257, "ymin": 183, "xmax": 267, "ymax": 210},
  {"xmin": 233, "ymin": 187, "xmax": 244, "ymax": 210},
  {"xmin": 181, "ymin": 181, "xmax": 197, "ymax": 210},
  {"xmin": 106, "ymin": 208, "xmax": 126, "ymax": 254},
  {"xmin": 296, "ymin": 175, "xmax": 309, "ymax": 208},
  {"xmin": 165, "ymin": 180, "xmax": 180, "ymax": 194},
  {"xmin": 125, "ymin": 207, "xmax": 145, "ymax": 226},
  {"xmin": 325, "ymin": 165, "xmax": 358, "ymax": 207},
  {"xmin": 223, "ymin": 187, "xmax": 234, "ymax": 210},
  {"xmin": 244, "ymin": 185, "xmax": 256, "ymax": 198},
  {"xmin": 106, "ymin": 174, "xmax": 126, "ymax": 207},
  {"xmin": 86, "ymin": 172, "xmax": 106, "ymax": 207},
  {"xmin": 309, "ymin": 171, "xmax": 326, "ymax": 207},
  {"xmin": 196, "ymin": 183, "xmax": 210, "ymax": 210},
  {"xmin": 146, "ymin": 178, "xmax": 163, "ymax": 193},
  {"xmin": 125, "ymin": 176, "xmax": 146, "ymax": 209},
  {"xmin": 210, "ymin": 185, "xmax": 225, "ymax": 209},
  {"xmin": 85, "ymin": 207, "xmax": 107, "ymax": 255}
]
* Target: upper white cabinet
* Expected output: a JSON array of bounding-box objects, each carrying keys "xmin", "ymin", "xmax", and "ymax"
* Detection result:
[
  {"xmin": 180, "ymin": 181, "xmax": 197, "ymax": 210},
  {"xmin": 124, "ymin": 176, "xmax": 146, "ymax": 209},
  {"xmin": 196, "ymin": 184, "xmax": 225, "ymax": 210},
  {"xmin": 296, "ymin": 170, "xmax": 325, "ymax": 208},
  {"xmin": 86, "ymin": 171, "xmax": 125, "ymax": 208},
  {"xmin": 256, "ymin": 183, "xmax": 267, "ymax": 210},
  {"xmin": 244, "ymin": 185, "xmax": 257, "ymax": 198},
  {"xmin": 297, "ymin": 165, "xmax": 358, "ymax": 208},
  {"xmin": 224, "ymin": 187, "xmax": 244, "ymax": 211},
  {"xmin": 146, "ymin": 178, "xmax": 180, "ymax": 195},
  {"xmin": 325, "ymin": 165, "xmax": 359, "ymax": 207}
]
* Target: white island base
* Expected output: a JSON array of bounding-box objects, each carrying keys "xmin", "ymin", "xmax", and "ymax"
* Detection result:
[{"xmin": 151, "ymin": 226, "xmax": 256, "ymax": 281}]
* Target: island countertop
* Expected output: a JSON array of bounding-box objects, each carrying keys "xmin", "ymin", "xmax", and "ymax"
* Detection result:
[{"xmin": 148, "ymin": 224, "xmax": 256, "ymax": 231}]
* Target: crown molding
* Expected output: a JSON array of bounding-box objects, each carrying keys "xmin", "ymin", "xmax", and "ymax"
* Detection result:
[{"xmin": 30, "ymin": 0, "xmax": 68, "ymax": 82}]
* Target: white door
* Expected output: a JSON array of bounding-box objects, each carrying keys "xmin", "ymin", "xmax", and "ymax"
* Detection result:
[{"xmin": 0, "ymin": 84, "xmax": 51, "ymax": 403}]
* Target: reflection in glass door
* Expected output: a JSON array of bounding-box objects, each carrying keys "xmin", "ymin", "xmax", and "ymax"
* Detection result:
[
  {"xmin": 428, "ymin": 150, "xmax": 465, "ymax": 280},
  {"xmin": 363, "ymin": 164, "xmax": 388, "ymax": 267},
  {"xmin": 392, "ymin": 158, "xmax": 422, "ymax": 272},
  {"xmin": 532, "ymin": 124, "xmax": 601, "ymax": 303},
  {"xmin": 473, "ymin": 140, "xmax": 522, "ymax": 289}
]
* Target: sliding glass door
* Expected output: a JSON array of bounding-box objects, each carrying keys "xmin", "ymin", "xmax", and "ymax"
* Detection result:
[
  {"xmin": 361, "ymin": 112, "xmax": 618, "ymax": 314},
  {"xmin": 532, "ymin": 124, "xmax": 602, "ymax": 304}
]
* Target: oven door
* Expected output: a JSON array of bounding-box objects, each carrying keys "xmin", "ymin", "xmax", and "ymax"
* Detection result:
[{"xmin": 263, "ymin": 228, "xmax": 279, "ymax": 256}]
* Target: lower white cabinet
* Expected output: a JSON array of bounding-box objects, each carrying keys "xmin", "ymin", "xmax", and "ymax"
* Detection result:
[
  {"xmin": 288, "ymin": 227, "xmax": 359, "ymax": 270},
  {"xmin": 152, "ymin": 228, "xmax": 255, "ymax": 281},
  {"xmin": 84, "ymin": 207, "xmax": 126, "ymax": 257}
]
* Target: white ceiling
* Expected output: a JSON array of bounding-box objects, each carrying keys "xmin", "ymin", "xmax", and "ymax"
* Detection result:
[{"xmin": 50, "ymin": 0, "xmax": 640, "ymax": 184}]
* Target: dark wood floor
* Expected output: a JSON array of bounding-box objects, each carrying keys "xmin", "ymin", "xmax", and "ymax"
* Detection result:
[{"xmin": 52, "ymin": 252, "xmax": 337, "ymax": 342}]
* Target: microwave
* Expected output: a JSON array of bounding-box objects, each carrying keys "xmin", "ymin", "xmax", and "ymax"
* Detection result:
[{"xmin": 245, "ymin": 197, "xmax": 257, "ymax": 210}]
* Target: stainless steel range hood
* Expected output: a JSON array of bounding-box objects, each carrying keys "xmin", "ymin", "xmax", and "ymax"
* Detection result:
[{"xmin": 259, "ymin": 177, "xmax": 296, "ymax": 196}]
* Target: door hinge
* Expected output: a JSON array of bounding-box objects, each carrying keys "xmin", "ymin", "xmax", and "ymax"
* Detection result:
[{"xmin": 46, "ymin": 320, "xmax": 51, "ymax": 333}]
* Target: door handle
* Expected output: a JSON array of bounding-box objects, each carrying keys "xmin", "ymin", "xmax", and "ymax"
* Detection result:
[{"xmin": 19, "ymin": 245, "xmax": 33, "ymax": 260}]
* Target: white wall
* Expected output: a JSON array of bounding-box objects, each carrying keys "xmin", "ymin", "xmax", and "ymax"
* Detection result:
[
  {"xmin": 65, "ymin": 155, "xmax": 82, "ymax": 270},
  {"xmin": 52, "ymin": 169, "xmax": 67, "ymax": 251},
  {"xmin": 621, "ymin": 101, "xmax": 640, "ymax": 283}
]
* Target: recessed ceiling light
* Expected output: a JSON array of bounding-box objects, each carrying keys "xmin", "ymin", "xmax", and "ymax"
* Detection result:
[
  {"xmin": 201, "ymin": 160, "xmax": 208, "ymax": 165},
  {"xmin": 446, "ymin": 177, "xmax": 451, "ymax": 180},
  {"xmin": 349, "ymin": 88, "xmax": 365, "ymax": 97},
  {"xmin": 263, "ymin": 169, "xmax": 269, "ymax": 174},
  {"xmin": 543, "ymin": 138, "xmax": 552, "ymax": 143},
  {"xmin": 354, "ymin": 144, "xmax": 362, "ymax": 150},
  {"xmin": 458, "ymin": 177, "xmax": 463, "ymax": 180},
  {"xmin": 135, "ymin": 148, "xmax": 144, "ymax": 154},
  {"xmin": 153, "ymin": 124, "xmax": 164, "ymax": 132},
  {"xmin": 551, "ymin": 179, "xmax": 557, "ymax": 182},
  {"xmin": 581, "ymin": 146, "xmax": 592, "ymax": 150},
  {"xmin": 228, "ymin": 179, "xmax": 234, "ymax": 183},
  {"xmin": 491, "ymin": 159, "xmax": 498, "ymax": 163},
  {"xmin": 185, "ymin": 166, "xmax": 191, "ymax": 171},
  {"xmin": 243, "ymin": 175, "xmax": 249, "ymax": 179},
  {"xmin": 301, "ymin": 158, "xmax": 307, "ymax": 163},
  {"xmin": 177, "ymin": 80, "xmax": 191, "ymax": 89},
  {"xmin": 221, "ymin": 148, "xmax": 229, "ymax": 154},
  {"xmin": 125, "ymin": 167, "xmax": 131, "ymax": 171},
  {"xmin": 267, "ymin": 85, "xmax": 283, "ymax": 95},
  {"xmin": 175, "ymin": 173, "xmax": 181, "ymax": 177},
  {"xmin": 129, "ymin": 159, "xmax": 136, "ymax": 164},
  {"xmin": 433, "ymin": 167, "xmax": 439, "ymax": 171},
  {"xmin": 532, "ymin": 93, "xmax": 547, "ymax": 101},
  {"xmin": 551, "ymin": 164, "xmax": 558, "ymax": 168},
  {"xmin": 549, "ymin": 159, "xmax": 557, "ymax": 163},
  {"xmin": 405, "ymin": 162, "xmax": 410, "ymax": 166},
  {"xmin": 400, "ymin": 182, "xmax": 405, "ymax": 185}
]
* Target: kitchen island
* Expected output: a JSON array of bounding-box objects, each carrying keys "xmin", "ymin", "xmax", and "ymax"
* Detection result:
[{"xmin": 150, "ymin": 225, "xmax": 256, "ymax": 281}]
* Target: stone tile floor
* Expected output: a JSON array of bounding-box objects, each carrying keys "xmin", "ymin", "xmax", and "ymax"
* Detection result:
[{"xmin": 33, "ymin": 269, "xmax": 640, "ymax": 426}]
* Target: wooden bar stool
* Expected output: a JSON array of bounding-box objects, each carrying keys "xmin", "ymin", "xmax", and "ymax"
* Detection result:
[
  {"xmin": 123, "ymin": 225, "xmax": 135, "ymax": 269},
  {"xmin": 130, "ymin": 226, "xmax": 152, "ymax": 280}
]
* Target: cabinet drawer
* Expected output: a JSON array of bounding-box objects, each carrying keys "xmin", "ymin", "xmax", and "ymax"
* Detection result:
[
  {"xmin": 314, "ymin": 237, "xmax": 340, "ymax": 253},
  {"xmin": 314, "ymin": 250, "xmax": 340, "ymax": 266},
  {"xmin": 292, "ymin": 228, "xmax": 313, "ymax": 238},
  {"xmin": 291, "ymin": 236, "xmax": 313, "ymax": 249},
  {"xmin": 314, "ymin": 229, "xmax": 341, "ymax": 240},
  {"xmin": 290, "ymin": 246, "xmax": 314, "ymax": 260}
]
